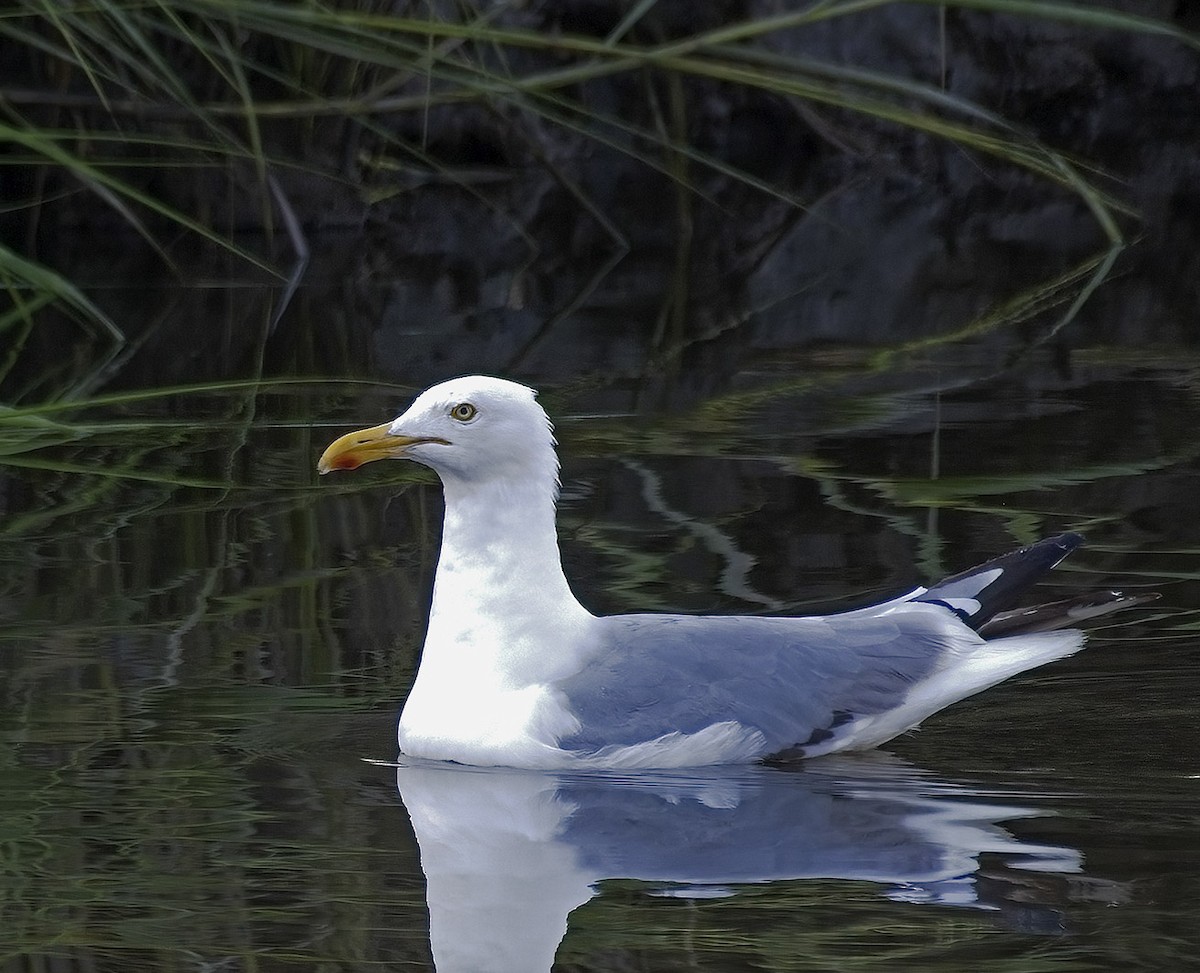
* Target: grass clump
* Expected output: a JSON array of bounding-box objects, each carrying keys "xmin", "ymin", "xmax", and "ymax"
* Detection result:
[{"xmin": 0, "ymin": 1, "xmax": 1195, "ymax": 352}]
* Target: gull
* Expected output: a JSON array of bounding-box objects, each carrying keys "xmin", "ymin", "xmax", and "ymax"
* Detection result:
[{"xmin": 318, "ymin": 375, "xmax": 1151, "ymax": 769}]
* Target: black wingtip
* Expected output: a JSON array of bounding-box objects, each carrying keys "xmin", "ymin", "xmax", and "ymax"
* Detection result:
[
  {"xmin": 916, "ymin": 532, "xmax": 1086, "ymax": 632},
  {"xmin": 1051, "ymin": 531, "xmax": 1085, "ymax": 558},
  {"xmin": 1031, "ymin": 531, "xmax": 1085, "ymax": 562},
  {"xmin": 978, "ymin": 589, "xmax": 1161, "ymax": 637}
]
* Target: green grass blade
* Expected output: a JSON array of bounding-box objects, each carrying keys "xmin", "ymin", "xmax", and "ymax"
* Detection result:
[
  {"xmin": 0, "ymin": 242, "xmax": 123, "ymax": 341},
  {"xmin": 1, "ymin": 121, "xmax": 281, "ymax": 278}
]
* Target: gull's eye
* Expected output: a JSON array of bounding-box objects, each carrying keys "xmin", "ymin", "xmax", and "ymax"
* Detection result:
[{"xmin": 449, "ymin": 402, "xmax": 478, "ymax": 422}]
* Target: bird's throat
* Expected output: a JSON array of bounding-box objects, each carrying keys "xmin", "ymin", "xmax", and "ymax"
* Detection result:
[{"xmin": 423, "ymin": 477, "xmax": 593, "ymax": 686}]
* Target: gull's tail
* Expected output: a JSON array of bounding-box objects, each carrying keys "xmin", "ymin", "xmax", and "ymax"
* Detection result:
[{"xmin": 915, "ymin": 532, "xmax": 1159, "ymax": 636}]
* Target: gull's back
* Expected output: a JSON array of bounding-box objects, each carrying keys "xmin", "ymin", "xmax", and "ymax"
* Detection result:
[{"xmin": 556, "ymin": 534, "xmax": 1095, "ymax": 768}]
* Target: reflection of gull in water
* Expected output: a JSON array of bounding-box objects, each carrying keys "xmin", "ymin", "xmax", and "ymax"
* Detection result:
[{"xmin": 395, "ymin": 755, "xmax": 1081, "ymax": 973}]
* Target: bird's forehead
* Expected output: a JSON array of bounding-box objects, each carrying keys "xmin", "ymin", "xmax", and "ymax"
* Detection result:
[
  {"xmin": 410, "ymin": 378, "xmax": 535, "ymax": 413},
  {"xmin": 409, "ymin": 389, "xmax": 461, "ymax": 413}
]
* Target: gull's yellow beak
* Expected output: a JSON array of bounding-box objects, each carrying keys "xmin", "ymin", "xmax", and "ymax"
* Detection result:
[{"xmin": 317, "ymin": 422, "xmax": 445, "ymax": 474}]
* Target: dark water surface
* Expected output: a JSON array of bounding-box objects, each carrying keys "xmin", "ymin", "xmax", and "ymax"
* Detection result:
[{"xmin": 3, "ymin": 261, "xmax": 1200, "ymax": 972}]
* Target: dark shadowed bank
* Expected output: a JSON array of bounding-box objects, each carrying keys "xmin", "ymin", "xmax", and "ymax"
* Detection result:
[{"xmin": 2, "ymin": 1, "xmax": 1199, "ymax": 403}]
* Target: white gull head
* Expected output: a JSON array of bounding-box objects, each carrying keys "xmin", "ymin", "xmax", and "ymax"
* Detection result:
[{"xmin": 320, "ymin": 375, "xmax": 560, "ymax": 494}]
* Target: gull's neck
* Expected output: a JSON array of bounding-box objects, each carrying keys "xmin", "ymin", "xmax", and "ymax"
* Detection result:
[{"xmin": 423, "ymin": 472, "xmax": 594, "ymax": 686}]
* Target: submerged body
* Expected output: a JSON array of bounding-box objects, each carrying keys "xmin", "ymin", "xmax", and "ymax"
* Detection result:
[{"xmin": 319, "ymin": 376, "xmax": 1144, "ymax": 769}]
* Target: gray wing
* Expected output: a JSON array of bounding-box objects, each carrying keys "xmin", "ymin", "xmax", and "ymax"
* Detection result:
[{"xmin": 556, "ymin": 610, "xmax": 957, "ymax": 759}]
